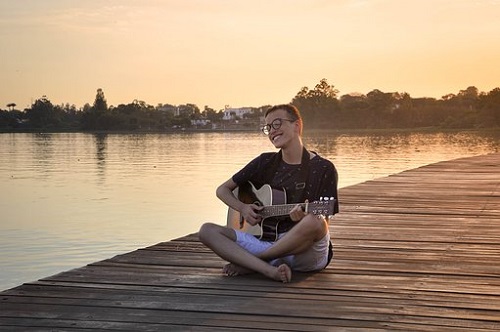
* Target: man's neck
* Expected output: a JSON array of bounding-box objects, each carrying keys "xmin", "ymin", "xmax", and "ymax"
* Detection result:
[{"xmin": 281, "ymin": 139, "xmax": 304, "ymax": 165}]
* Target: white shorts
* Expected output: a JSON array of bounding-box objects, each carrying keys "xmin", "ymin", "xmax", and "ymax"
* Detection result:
[{"xmin": 235, "ymin": 230, "xmax": 331, "ymax": 272}]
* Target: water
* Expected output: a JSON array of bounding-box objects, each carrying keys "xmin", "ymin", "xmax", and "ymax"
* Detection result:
[{"xmin": 1, "ymin": 130, "xmax": 499, "ymax": 291}]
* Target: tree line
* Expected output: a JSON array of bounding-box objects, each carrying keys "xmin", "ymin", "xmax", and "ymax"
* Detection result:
[{"xmin": 1, "ymin": 80, "xmax": 499, "ymax": 132}]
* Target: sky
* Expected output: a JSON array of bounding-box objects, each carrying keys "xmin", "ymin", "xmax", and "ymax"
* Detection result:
[{"xmin": 1, "ymin": 0, "xmax": 499, "ymax": 111}]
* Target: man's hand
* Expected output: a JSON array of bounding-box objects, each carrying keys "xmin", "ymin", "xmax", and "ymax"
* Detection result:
[
  {"xmin": 241, "ymin": 204, "xmax": 263, "ymax": 226},
  {"xmin": 289, "ymin": 200, "xmax": 308, "ymax": 222}
]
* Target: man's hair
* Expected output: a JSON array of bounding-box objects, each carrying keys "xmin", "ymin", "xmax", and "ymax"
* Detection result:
[
  {"xmin": 265, "ymin": 104, "xmax": 303, "ymax": 135},
  {"xmin": 265, "ymin": 104, "xmax": 302, "ymax": 122}
]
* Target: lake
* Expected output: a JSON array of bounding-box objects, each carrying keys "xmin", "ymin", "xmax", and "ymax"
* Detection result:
[{"xmin": 1, "ymin": 130, "xmax": 499, "ymax": 291}]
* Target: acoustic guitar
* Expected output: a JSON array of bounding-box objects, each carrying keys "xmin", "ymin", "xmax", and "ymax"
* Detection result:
[{"xmin": 226, "ymin": 181, "xmax": 336, "ymax": 241}]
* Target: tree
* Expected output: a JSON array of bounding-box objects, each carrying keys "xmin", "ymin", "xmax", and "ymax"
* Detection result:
[
  {"xmin": 311, "ymin": 78, "xmax": 339, "ymax": 99},
  {"xmin": 203, "ymin": 106, "xmax": 223, "ymax": 122},
  {"xmin": 458, "ymin": 86, "xmax": 479, "ymax": 101},
  {"xmin": 25, "ymin": 96, "xmax": 59, "ymax": 129},
  {"xmin": 365, "ymin": 89, "xmax": 398, "ymax": 128},
  {"xmin": 438, "ymin": 86, "xmax": 480, "ymax": 128},
  {"xmin": 0, "ymin": 108, "xmax": 24, "ymax": 129},
  {"xmin": 394, "ymin": 92, "xmax": 417, "ymax": 128},
  {"xmin": 477, "ymin": 88, "xmax": 500, "ymax": 127},
  {"xmin": 82, "ymin": 89, "xmax": 110, "ymax": 130},
  {"xmin": 291, "ymin": 78, "xmax": 340, "ymax": 128},
  {"xmin": 7, "ymin": 103, "xmax": 16, "ymax": 111},
  {"xmin": 93, "ymin": 88, "xmax": 108, "ymax": 113},
  {"xmin": 339, "ymin": 93, "xmax": 369, "ymax": 128}
]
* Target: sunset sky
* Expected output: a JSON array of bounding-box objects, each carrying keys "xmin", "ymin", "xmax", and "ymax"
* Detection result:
[{"xmin": 1, "ymin": 0, "xmax": 499, "ymax": 110}]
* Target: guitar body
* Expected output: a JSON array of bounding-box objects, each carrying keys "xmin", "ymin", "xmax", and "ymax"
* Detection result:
[{"xmin": 226, "ymin": 182, "xmax": 286, "ymax": 237}]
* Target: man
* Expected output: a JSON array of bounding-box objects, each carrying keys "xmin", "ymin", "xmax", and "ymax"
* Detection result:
[{"xmin": 199, "ymin": 104, "xmax": 339, "ymax": 283}]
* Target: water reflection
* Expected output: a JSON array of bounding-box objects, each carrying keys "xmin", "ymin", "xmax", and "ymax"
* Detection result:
[
  {"xmin": 303, "ymin": 133, "xmax": 338, "ymax": 156},
  {"xmin": 93, "ymin": 133, "xmax": 107, "ymax": 181},
  {"xmin": 32, "ymin": 133, "xmax": 54, "ymax": 178},
  {"xmin": 306, "ymin": 130, "xmax": 500, "ymax": 162}
]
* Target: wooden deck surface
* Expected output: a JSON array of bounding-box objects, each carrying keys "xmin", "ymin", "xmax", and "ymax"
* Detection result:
[{"xmin": 1, "ymin": 153, "xmax": 499, "ymax": 331}]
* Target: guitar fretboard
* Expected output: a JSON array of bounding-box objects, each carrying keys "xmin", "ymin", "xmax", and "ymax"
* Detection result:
[
  {"xmin": 260, "ymin": 202, "xmax": 330, "ymax": 218},
  {"xmin": 260, "ymin": 204, "xmax": 296, "ymax": 218}
]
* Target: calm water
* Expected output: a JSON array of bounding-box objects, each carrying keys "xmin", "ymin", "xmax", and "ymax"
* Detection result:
[{"xmin": 1, "ymin": 130, "xmax": 499, "ymax": 291}]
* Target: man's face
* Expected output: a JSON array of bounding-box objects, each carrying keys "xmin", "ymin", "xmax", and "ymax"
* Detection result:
[{"xmin": 264, "ymin": 109, "xmax": 298, "ymax": 148}]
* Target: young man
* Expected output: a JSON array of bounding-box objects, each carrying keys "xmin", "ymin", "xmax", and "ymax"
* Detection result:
[{"xmin": 199, "ymin": 104, "xmax": 339, "ymax": 283}]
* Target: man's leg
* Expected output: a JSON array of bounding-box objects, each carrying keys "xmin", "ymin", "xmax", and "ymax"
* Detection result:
[
  {"xmin": 198, "ymin": 222, "xmax": 291, "ymax": 282},
  {"xmin": 257, "ymin": 214, "xmax": 328, "ymax": 262}
]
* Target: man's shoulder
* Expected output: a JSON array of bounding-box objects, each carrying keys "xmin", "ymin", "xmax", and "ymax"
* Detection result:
[
  {"xmin": 241, "ymin": 152, "xmax": 279, "ymax": 172},
  {"xmin": 257, "ymin": 151, "xmax": 278, "ymax": 162},
  {"xmin": 310, "ymin": 152, "xmax": 335, "ymax": 167}
]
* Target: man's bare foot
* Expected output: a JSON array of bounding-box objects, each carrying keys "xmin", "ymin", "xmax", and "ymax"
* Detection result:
[
  {"xmin": 223, "ymin": 263, "xmax": 253, "ymax": 277},
  {"xmin": 223, "ymin": 263, "xmax": 291, "ymax": 283},
  {"xmin": 274, "ymin": 264, "xmax": 292, "ymax": 283}
]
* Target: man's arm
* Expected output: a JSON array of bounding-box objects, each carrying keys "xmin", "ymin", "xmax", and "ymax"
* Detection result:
[{"xmin": 216, "ymin": 178, "xmax": 262, "ymax": 226}]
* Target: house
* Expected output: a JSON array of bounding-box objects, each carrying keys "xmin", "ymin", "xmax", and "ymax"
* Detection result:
[
  {"xmin": 191, "ymin": 119, "xmax": 211, "ymax": 127},
  {"xmin": 222, "ymin": 107, "xmax": 253, "ymax": 121}
]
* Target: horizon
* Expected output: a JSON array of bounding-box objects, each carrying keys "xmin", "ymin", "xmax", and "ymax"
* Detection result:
[{"xmin": 1, "ymin": 0, "xmax": 500, "ymax": 110}]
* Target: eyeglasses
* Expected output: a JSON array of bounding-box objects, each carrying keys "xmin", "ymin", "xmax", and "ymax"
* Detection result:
[{"xmin": 261, "ymin": 118, "xmax": 296, "ymax": 135}]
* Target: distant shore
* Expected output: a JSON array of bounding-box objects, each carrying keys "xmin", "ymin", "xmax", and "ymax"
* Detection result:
[{"xmin": 1, "ymin": 126, "xmax": 498, "ymax": 135}]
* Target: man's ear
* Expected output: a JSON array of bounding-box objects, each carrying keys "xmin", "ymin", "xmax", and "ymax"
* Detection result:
[{"xmin": 295, "ymin": 119, "xmax": 303, "ymax": 135}]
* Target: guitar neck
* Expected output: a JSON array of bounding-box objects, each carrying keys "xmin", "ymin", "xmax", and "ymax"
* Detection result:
[
  {"xmin": 260, "ymin": 199, "xmax": 334, "ymax": 219},
  {"xmin": 260, "ymin": 203, "xmax": 307, "ymax": 219}
]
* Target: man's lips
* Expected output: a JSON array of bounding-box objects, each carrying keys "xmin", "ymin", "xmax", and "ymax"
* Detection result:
[{"xmin": 271, "ymin": 133, "xmax": 282, "ymax": 142}]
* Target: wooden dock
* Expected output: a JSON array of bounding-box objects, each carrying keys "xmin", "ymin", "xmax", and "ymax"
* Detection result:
[{"xmin": 1, "ymin": 153, "xmax": 499, "ymax": 331}]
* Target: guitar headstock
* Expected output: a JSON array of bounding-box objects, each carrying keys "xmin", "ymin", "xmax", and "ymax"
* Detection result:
[{"xmin": 308, "ymin": 197, "xmax": 336, "ymax": 216}]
